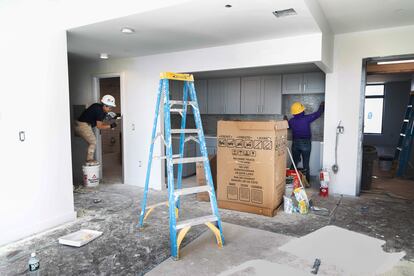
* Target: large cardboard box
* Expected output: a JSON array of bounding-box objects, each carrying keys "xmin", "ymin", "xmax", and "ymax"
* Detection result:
[
  {"xmin": 196, "ymin": 155, "xmax": 217, "ymax": 202},
  {"xmin": 217, "ymin": 120, "xmax": 288, "ymax": 216}
]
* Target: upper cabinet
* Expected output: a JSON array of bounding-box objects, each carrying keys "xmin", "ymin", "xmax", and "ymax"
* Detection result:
[
  {"xmin": 241, "ymin": 75, "xmax": 281, "ymax": 114},
  {"xmin": 194, "ymin": 80, "xmax": 208, "ymax": 114},
  {"xmin": 282, "ymin": 72, "xmax": 325, "ymax": 95},
  {"xmin": 207, "ymin": 78, "xmax": 240, "ymax": 114}
]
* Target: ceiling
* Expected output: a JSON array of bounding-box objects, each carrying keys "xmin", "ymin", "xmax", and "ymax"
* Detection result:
[
  {"xmin": 67, "ymin": 0, "xmax": 320, "ymax": 59},
  {"xmin": 67, "ymin": 0, "xmax": 414, "ymax": 60},
  {"xmin": 317, "ymin": 0, "xmax": 414, "ymax": 33}
]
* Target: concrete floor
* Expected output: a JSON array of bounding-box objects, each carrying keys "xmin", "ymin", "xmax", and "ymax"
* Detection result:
[{"xmin": 0, "ymin": 176, "xmax": 413, "ymax": 275}]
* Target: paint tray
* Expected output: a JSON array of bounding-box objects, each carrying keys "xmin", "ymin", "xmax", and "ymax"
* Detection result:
[{"xmin": 58, "ymin": 229, "xmax": 102, "ymax": 247}]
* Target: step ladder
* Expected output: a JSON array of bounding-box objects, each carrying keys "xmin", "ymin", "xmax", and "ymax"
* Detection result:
[
  {"xmin": 138, "ymin": 72, "xmax": 224, "ymax": 260},
  {"xmin": 394, "ymin": 92, "xmax": 414, "ymax": 176}
]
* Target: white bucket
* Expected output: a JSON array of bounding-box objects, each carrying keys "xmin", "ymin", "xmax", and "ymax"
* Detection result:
[{"xmin": 82, "ymin": 165, "xmax": 100, "ymax": 187}]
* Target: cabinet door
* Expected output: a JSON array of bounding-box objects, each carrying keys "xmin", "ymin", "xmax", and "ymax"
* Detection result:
[
  {"xmin": 303, "ymin": 72, "xmax": 325, "ymax": 94},
  {"xmin": 169, "ymin": 80, "xmax": 183, "ymax": 100},
  {"xmin": 261, "ymin": 75, "xmax": 282, "ymax": 114},
  {"xmin": 241, "ymin": 76, "xmax": 261, "ymax": 114},
  {"xmin": 223, "ymin": 78, "xmax": 241, "ymax": 114},
  {"xmin": 207, "ymin": 79, "xmax": 224, "ymax": 114},
  {"xmin": 282, "ymin": 73, "xmax": 303, "ymax": 94},
  {"xmin": 194, "ymin": 80, "xmax": 208, "ymax": 114}
]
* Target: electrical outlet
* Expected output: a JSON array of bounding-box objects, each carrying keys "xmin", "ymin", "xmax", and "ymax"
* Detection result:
[
  {"xmin": 132, "ymin": 123, "xmax": 135, "ymax": 131},
  {"xmin": 138, "ymin": 161, "xmax": 142, "ymax": 167}
]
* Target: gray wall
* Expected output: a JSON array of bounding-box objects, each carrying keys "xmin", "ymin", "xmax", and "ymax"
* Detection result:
[{"xmin": 364, "ymin": 81, "xmax": 411, "ymax": 155}]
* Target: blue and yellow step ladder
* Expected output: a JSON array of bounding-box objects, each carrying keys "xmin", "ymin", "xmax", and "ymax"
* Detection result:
[
  {"xmin": 138, "ymin": 72, "xmax": 224, "ymax": 260},
  {"xmin": 394, "ymin": 92, "xmax": 414, "ymax": 176}
]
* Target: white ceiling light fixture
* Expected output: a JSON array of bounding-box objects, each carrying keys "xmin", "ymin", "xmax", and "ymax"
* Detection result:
[
  {"xmin": 100, "ymin": 53, "xmax": 109, "ymax": 59},
  {"xmin": 273, "ymin": 8, "xmax": 297, "ymax": 18},
  {"xmin": 377, "ymin": 59, "xmax": 414, "ymax": 65},
  {"xmin": 121, "ymin": 27, "xmax": 135, "ymax": 34}
]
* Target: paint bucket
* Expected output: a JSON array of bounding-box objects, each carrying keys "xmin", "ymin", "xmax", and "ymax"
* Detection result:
[{"xmin": 82, "ymin": 164, "xmax": 100, "ymax": 187}]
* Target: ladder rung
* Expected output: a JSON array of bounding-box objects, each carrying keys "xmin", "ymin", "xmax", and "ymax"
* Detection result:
[
  {"xmin": 400, "ymin": 133, "xmax": 406, "ymax": 137},
  {"xmin": 397, "ymin": 147, "xmax": 402, "ymax": 151},
  {"xmin": 404, "ymin": 119, "xmax": 409, "ymax": 122},
  {"xmin": 176, "ymin": 215, "xmax": 218, "ymax": 230},
  {"xmin": 170, "ymin": 109, "xmax": 185, "ymax": 113},
  {"xmin": 408, "ymin": 105, "xmax": 413, "ymax": 108},
  {"xmin": 154, "ymin": 154, "xmax": 181, "ymax": 160},
  {"xmin": 170, "ymin": 100, "xmax": 196, "ymax": 106},
  {"xmin": 172, "ymin": 156, "xmax": 207, "ymax": 164},
  {"xmin": 174, "ymin": 186, "xmax": 210, "ymax": 197},
  {"xmin": 170, "ymin": 129, "xmax": 200, "ymax": 134}
]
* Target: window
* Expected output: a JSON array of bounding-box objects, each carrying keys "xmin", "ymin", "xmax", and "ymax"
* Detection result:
[{"xmin": 364, "ymin": 84, "xmax": 384, "ymax": 134}]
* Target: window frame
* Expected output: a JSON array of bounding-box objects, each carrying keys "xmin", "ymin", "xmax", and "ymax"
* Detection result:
[{"xmin": 364, "ymin": 84, "xmax": 385, "ymax": 135}]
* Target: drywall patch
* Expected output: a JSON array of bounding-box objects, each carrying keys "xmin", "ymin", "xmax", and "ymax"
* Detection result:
[{"xmin": 278, "ymin": 225, "xmax": 405, "ymax": 275}]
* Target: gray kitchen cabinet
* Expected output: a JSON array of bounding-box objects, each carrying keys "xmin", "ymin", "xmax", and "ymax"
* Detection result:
[
  {"xmin": 261, "ymin": 75, "xmax": 282, "ymax": 114},
  {"xmin": 224, "ymin": 78, "xmax": 241, "ymax": 114},
  {"xmin": 303, "ymin": 72, "xmax": 325, "ymax": 94},
  {"xmin": 195, "ymin": 80, "xmax": 208, "ymax": 114},
  {"xmin": 241, "ymin": 75, "xmax": 281, "ymax": 114},
  {"xmin": 241, "ymin": 76, "xmax": 261, "ymax": 114},
  {"xmin": 282, "ymin": 72, "xmax": 325, "ymax": 94},
  {"xmin": 207, "ymin": 79, "xmax": 224, "ymax": 114},
  {"xmin": 282, "ymin": 73, "xmax": 303, "ymax": 94},
  {"xmin": 207, "ymin": 78, "xmax": 240, "ymax": 114}
]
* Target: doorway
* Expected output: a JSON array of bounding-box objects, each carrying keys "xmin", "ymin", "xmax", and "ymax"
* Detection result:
[
  {"xmin": 360, "ymin": 55, "xmax": 414, "ymax": 199},
  {"xmin": 94, "ymin": 75, "xmax": 124, "ymax": 184}
]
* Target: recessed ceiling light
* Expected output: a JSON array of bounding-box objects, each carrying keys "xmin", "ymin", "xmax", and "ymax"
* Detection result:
[
  {"xmin": 225, "ymin": 4, "xmax": 232, "ymax": 8},
  {"xmin": 121, "ymin": 27, "xmax": 135, "ymax": 34},
  {"xmin": 273, "ymin": 8, "xmax": 297, "ymax": 18},
  {"xmin": 100, "ymin": 53, "xmax": 109, "ymax": 59},
  {"xmin": 377, "ymin": 59, "xmax": 414, "ymax": 65}
]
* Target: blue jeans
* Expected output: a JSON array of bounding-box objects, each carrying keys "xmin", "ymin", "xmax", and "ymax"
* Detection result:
[{"xmin": 291, "ymin": 139, "xmax": 311, "ymax": 181}]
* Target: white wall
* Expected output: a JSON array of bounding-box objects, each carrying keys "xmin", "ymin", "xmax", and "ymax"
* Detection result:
[
  {"xmin": 69, "ymin": 34, "xmax": 325, "ymax": 191},
  {"xmin": 323, "ymin": 25, "xmax": 414, "ymax": 195},
  {"xmin": 0, "ymin": 0, "xmax": 190, "ymax": 246}
]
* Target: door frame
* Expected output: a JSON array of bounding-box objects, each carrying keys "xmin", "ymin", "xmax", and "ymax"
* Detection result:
[{"xmin": 92, "ymin": 72, "xmax": 125, "ymax": 183}]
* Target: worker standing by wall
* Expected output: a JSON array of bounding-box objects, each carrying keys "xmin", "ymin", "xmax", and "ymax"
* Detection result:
[
  {"xmin": 74, "ymin": 95, "xmax": 117, "ymax": 165},
  {"xmin": 288, "ymin": 101, "xmax": 324, "ymax": 182}
]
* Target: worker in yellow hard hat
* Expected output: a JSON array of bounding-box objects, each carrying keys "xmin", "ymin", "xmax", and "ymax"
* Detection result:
[{"xmin": 287, "ymin": 101, "xmax": 324, "ymax": 182}]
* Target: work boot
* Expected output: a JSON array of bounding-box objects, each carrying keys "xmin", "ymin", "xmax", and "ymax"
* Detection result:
[{"xmin": 86, "ymin": 160, "xmax": 99, "ymax": 166}]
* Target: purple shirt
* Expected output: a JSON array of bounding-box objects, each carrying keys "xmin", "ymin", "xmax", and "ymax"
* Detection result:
[{"xmin": 288, "ymin": 106, "xmax": 323, "ymax": 140}]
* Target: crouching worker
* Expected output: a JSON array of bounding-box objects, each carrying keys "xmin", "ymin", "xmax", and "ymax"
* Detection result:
[
  {"xmin": 74, "ymin": 95, "xmax": 117, "ymax": 165},
  {"xmin": 288, "ymin": 101, "xmax": 324, "ymax": 183}
]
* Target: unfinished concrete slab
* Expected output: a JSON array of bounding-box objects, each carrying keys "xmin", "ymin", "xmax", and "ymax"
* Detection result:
[
  {"xmin": 279, "ymin": 225, "xmax": 405, "ymax": 275},
  {"xmin": 147, "ymin": 222, "xmax": 344, "ymax": 275}
]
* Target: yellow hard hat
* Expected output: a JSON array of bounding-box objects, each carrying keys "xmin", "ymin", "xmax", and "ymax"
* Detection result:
[{"xmin": 291, "ymin": 102, "xmax": 305, "ymax": 115}]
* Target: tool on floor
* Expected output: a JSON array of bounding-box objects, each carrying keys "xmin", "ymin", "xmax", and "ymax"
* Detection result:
[
  {"xmin": 138, "ymin": 72, "xmax": 224, "ymax": 260},
  {"xmin": 311, "ymin": 258, "xmax": 321, "ymax": 274},
  {"xmin": 286, "ymin": 147, "xmax": 309, "ymax": 206},
  {"xmin": 394, "ymin": 92, "xmax": 414, "ymax": 176}
]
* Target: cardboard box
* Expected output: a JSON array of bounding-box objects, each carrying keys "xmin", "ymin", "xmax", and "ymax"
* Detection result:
[
  {"xmin": 196, "ymin": 155, "xmax": 217, "ymax": 202},
  {"xmin": 217, "ymin": 120, "xmax": 288, "ymax": 216}
]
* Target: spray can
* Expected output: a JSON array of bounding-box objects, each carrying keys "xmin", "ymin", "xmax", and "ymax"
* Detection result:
[
  {"xmin": 319, "ymin": 169, "xmax": 329, "ymax": 197},
  {"xmin": 28, "ymin": 252, "xmax": 40, "ymax": 275}
]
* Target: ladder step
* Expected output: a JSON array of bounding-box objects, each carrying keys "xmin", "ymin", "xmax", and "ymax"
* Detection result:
[
  {"xmin": 400, "ymin": 133, "xmax": 406, "ymax": 137},
  {"xmin": 174, "ymin": 186, "xmax": 210, "ymax": 197},
  {"xmin": 170, "ymin": 109, "xmax": 185, "ymax": 113},
  {"xmin": 176, "ymin": 215, "xmax": 218, "ymax": 230},
  {"xmin": 154, "ymin": 154, "xmax": 181, "ymax": 160},
  {"xmin": 172, "ymin": 156, "xmax": 207, "ymax": 164},
  {"xmin": 404, "ymin": 119, "xmax": 409, "ymax": 122},
  {"xmin": 170, "ymin": 100, "xmax": 196, "ymax": 106},
  {"xmin": 171, "ymin": 129, "xmax": 200, "ymax": 134},
  {"xmin": 408, "ymin": 105, "xmax": 413, "ymax": 108},
  {"xmin": 397, "ymin": 147, "xmax": 402, "ymax": 151}
]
